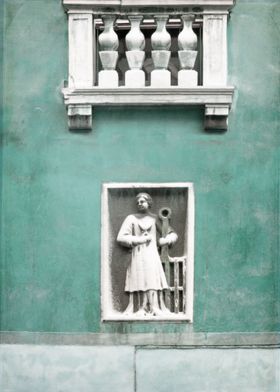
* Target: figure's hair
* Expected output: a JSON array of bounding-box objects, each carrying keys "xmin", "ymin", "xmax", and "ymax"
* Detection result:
[{"xmin": 135, "ymin": 192, "xmax": 153, "ymax": 208}]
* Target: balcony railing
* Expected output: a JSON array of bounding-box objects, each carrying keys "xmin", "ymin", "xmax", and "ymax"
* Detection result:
[
  {"xmin": 97, "ymin": 14, "xmax": 200, "ymax": 88},
  {"xmin": 62, "ymin": 1, "xmax": 235, "ymax": 131}
]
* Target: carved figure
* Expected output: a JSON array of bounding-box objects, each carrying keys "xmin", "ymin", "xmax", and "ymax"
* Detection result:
[{"xmin": 117, "ymin": 193, "xmax": 177, "ymax": 316}]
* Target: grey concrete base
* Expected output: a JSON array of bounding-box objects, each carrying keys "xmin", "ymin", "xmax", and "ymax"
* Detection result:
[
  {"xmin": 0, "ymin": 345, "xmax": 134, "ymax": 392},
  {"xmin": 0, "ymin": 345, "xmax": 279, "ymax": 392},
  {"xmin": 136, "ymin": 348, "xmax": 280, "ymax": 392}
]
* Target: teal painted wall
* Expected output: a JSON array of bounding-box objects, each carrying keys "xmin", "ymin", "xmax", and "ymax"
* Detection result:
[{"xmin": 1, "ymin": 0, "xmax": 279, "ymax": 334}]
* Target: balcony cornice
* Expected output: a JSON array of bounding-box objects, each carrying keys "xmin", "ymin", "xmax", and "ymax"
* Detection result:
[
  {"xmin": 63, "ymin": 86, "xmax": 235, "ymax": 106},
  {"xmin": 63, "ymin": 0, "xmax": 235, "ymax": 12}
]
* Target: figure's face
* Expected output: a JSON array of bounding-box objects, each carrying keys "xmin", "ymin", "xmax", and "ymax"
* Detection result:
[{"xmin": 137, "ymin": 196, "xmax": 149, "ymax": 212}]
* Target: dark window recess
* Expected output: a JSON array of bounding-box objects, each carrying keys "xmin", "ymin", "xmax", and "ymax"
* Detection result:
[{"xmin": 96, "ymin": 24, "xmax": 203, "ymax": 87}]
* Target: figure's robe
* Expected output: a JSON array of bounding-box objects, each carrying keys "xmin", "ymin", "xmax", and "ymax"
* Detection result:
[{"xmin": 117, "ymin": 213, "xmax": 176, "ymax": 292}]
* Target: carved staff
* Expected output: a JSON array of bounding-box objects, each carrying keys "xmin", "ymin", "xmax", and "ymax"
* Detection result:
[{"xmin": 158, "ymin": 207, "xmax": 172, "ymax": 310}]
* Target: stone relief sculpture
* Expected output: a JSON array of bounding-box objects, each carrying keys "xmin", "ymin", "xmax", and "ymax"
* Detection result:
[
  {"xmin": 101, "ymin": 183, "xmax": 194, "ymax": 322},
  {"xmin": 117, "ymin": 192, "xmax": 178, "ymax": 316}
]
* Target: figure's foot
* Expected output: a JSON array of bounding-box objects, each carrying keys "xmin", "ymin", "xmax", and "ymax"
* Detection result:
[
  {"xmin": 150, "ymin": 307, "xmax": 164, "ymax": 316},
  {"xmin": 159, "ymin": 304, "xmax": 172, "ymax": 314},
  {"xmin": 158, "ymin": 291, "xmax": 172, "ymax": 314},
  {"xmin": 134, "ymin": 308, "xmax": 147, "ymax": 317},
  {"xmin": 123, "ymin": 303, "xmax": 134, "ymax": 315}
]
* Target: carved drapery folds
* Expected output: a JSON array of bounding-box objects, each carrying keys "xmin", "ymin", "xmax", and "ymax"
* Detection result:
[{"xmin": 62, "ymin": 1, "xmax": 235, "ymax": 131}]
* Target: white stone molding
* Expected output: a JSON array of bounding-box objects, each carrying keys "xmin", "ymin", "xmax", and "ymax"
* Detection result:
[
  {"xmin": 63, "ymin": 1, "xmax": 235, "ymax": 130},
  {"xmin": 101, "ymin": 183, "xmax": 195, "ymax": 322},
  {"xmin": 203, "ymin": 11, "xmax": 228, "ymax": 86},
  {"xmin": 63, "ymin": 1, "xmax": 235, "ymax": 12},
  {"xmin": 63, "ymin": 86, "xmax": 234, "ymax": 106},
  {"xmin": 67, "ymin": 11, "xmax": 94, "ymax": 129},
  {"xmin": 68, "ymin": 11, "xmax": 93, "ymax": 89}
]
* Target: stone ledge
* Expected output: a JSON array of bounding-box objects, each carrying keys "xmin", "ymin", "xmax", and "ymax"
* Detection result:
[
  {"xmin": 63, "ymin": 86, "xmax": 234, "ymax": 106},
  {"xmin": 63, "ymin": 87, "xmax": 234, "ymax": 131},
  {"xmin": 1, "ymin": 332, "xmax": 279, "ymax": 347}
]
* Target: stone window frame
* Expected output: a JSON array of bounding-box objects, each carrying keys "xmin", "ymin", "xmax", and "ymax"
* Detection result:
[{"xmin": 62, "ymin": 0, "xmax": 235, "ymax": 131}]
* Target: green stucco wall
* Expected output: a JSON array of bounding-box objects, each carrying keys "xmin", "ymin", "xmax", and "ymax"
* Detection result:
[{"xmin": 0, "ymin": 0, "xmax": 279, "ymax": 336}]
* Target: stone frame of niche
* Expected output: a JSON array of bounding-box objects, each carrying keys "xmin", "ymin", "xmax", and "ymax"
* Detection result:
[
  {"xmin": 62, "ymin": 0, "xmax": 235, "ymax": 132},
  {"xmin": 101, "ymin": 183, "xmax": 195, "ymax": 322}
]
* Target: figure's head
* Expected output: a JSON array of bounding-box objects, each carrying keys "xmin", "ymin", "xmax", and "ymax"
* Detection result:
[{"xmin": 135, "ymin": 192, "xmax": 153, "ymax": 212}]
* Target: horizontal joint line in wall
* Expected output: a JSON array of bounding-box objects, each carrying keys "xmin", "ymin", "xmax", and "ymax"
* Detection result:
[{"xmin": 136, "ymin": 344, "xmax": 280, "ymax": 350}]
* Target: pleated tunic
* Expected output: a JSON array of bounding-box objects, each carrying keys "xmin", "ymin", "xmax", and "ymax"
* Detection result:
[{"xmin": 117, "ymin": 213, "xmax": 168, "ymax": 293}]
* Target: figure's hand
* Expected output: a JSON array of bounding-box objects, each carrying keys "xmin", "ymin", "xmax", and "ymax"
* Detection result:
[
  {"xmin": 142, "ymin": 234, "xmax": 152, "ymax": 244},
  {"xmin": 134, "ymin": 235, "xmax": 152, "ymax": 245},
  {"xmin": 159, "ymin": 237, "xmax": 170, "ymax": 246}
]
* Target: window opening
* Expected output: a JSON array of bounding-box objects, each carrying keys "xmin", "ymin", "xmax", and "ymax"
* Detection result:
[{"xmin": 95, "ymin": 19, "xmax": 203, "ymax": 87}]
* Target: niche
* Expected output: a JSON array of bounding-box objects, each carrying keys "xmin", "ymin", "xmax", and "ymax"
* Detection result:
[{"xmin": 101, "ymin": 183, "xmax": 194, "ymax": 322}]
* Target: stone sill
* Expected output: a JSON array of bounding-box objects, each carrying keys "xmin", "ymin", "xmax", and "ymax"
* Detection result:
[
  {"xmin": 62, "ymin": 86, "xmax": 234, "ymax": 131},
  {"xmin": 63, "ymin": 86, "xmax": 234, "ymax": 105},
  {"xmin": 103, "ymin": 315, "xmax": 191, "ymax": 322}
]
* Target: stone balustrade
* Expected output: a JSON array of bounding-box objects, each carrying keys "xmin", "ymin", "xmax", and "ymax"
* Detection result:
[
  {"xmin": 63, "ymin": 0, "xmax": 235, "ymax": 131},
  {"xmin": 97, "ymin": 14, "xmax": 199, "ymax": 88}
]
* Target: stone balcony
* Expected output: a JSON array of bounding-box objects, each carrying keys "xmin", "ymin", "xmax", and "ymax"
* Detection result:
[{"xmin": 62, "ymin": 0, "xmax": 235, "ymax": 131}]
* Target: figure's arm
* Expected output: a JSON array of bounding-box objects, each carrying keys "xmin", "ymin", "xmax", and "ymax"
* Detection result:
[
  {"xmin": 117, "ymin": 216, "xmax": 151, "ymax": 248},
  {"xmin": 158, "ymin": 232, "xmax": 178, "ymax": 246},
  {"xmin": 156, "ymin": 219, "xmax": 178, "ymax": 246}
]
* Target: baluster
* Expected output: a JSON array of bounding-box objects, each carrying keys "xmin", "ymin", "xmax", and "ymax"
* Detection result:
[
  {"xmin": 98, "ymin": 15, "xmax": 119, "ymax": 87},
  {"xmin": 178, "ymin": 14, "xmax": 198, "ymax": 87},
  {"xmin": 125, "ymin": 15, "xmax": 145, "ymax": 87},
  {"xmin": 151, "ymin": 15, "xmax": 171, "ymax": 87}
]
